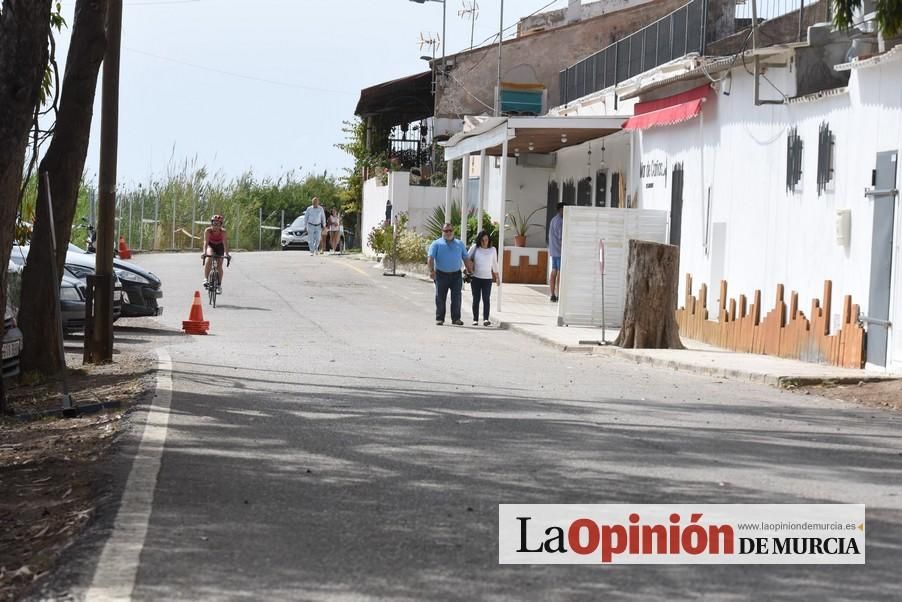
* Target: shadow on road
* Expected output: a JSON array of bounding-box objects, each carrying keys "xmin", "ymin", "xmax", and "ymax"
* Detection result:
[{"xmin": 122, "ymin": 371, "xmax": 902, "ymax": 601}]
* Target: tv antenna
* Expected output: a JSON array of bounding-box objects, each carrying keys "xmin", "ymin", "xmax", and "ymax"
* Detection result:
[
  {"xmin": 458, "ymin": 1, "xmax": 479, "ymax": 50},
  {"xmin": 418, "ymin": 32, "xmax": 440, "ymax": 57}
]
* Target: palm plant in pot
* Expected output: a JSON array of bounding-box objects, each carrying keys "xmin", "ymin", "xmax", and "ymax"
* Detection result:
[{"xmin": 506, "ymin": 206, "xmax": 545, "ymax": 247}]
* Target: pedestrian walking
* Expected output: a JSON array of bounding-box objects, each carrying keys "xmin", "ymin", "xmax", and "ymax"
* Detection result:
[
  {"xmin": 548, "ymin": 201, "xmax": 565, "ymax": 302},
  {"xmin": 467, "ymin": 230, "xmax": 499, "ymax": 326},
  {"xmin": 304, "ymin": 197, "xmax": 326, "ymax": 255},
  {"xmin": 427, "ymin": 223, "xmax": 473, "ymax": 326},
  {"xmin": 327, "ymin": 207, "xmax": 342, "ymax": 254}
]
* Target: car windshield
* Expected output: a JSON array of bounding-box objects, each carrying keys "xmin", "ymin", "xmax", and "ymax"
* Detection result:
[{"xmin": 288, "ymin": 216, "xmax": 306, "ymax": 230}]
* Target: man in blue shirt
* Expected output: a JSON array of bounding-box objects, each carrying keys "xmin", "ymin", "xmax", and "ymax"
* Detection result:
[
  {"xmin": 547, "ymin": 201, "xmax": 564, "ymax": 302},
  {"xmin": 427, "ymin": 223, "xmax": 473, "ymax": 325}
]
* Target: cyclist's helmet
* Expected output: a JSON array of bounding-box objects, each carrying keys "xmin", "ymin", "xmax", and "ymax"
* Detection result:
[{"xmin": 211, "ymin": 214, "xmax": 224, "ymax": 225}]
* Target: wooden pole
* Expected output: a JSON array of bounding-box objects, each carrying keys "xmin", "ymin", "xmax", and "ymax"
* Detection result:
[{"xmin": 86, "ymin": 0, "xmax": 122, "ymax": 364}]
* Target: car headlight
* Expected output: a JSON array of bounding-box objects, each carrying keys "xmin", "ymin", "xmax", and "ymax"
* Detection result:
[
  {"xmin": 116, "ymin": 269, "xmax": 150, "ymax": 284},
  {"xmin": 60, "ymin": 286, "xmax": 82, "ymax": 301}
]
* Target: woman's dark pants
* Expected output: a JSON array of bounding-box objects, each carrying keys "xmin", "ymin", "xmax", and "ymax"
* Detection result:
[{"xmin": 470, "ymin": 277, "xmax": 492, "ymax": 321}]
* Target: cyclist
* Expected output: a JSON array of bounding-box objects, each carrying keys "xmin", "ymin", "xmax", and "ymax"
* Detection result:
[{"xmin": 203, "ymin": 214, "xmax": 230, "ymax": 292}]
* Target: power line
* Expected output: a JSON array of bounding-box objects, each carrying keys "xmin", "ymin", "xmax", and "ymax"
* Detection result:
[{"xmin": 124, "ymin": 47, "xmax": 356, "ymax": 95}]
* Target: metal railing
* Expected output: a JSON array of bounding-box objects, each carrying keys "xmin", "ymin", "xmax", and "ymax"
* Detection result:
[
  {"xmin": 560, "ymin": 0, "xmax": 708, "ymax": 105},
  {"xmin": 559, "ymin": 0, "xmax": 830, "ymax": 105}
]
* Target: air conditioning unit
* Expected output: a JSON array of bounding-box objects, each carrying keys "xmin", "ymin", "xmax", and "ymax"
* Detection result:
[{"xmin": 516, "ymin": 153, "xmax": 556, "ymax": 168}]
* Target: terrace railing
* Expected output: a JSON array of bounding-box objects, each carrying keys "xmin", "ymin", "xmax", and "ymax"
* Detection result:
[{"xmin": 559, "ymin": 0, "xmax": 829, "ymax": 105}]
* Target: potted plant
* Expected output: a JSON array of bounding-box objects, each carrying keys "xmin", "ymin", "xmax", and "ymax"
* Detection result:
[{"xmin": 506, "ymin": 206, "xmax": 545, "ymax": 247}]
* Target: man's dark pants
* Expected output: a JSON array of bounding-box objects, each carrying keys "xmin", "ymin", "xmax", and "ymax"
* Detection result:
[{"xmin": 435, "ymin": 270, "xmax": 462, "ymax": 322}]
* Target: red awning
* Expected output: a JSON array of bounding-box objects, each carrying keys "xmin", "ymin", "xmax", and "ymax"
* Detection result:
[{"xmin": 621, "ymin": 84, "xmax": 711, "ymax": 131}]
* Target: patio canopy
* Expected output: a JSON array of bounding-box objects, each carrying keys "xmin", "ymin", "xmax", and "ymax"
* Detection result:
[
  {"xmin": 354, "ymin": 70, "xmax": 434, "ymax": 126},
  {"xmin": 440, "ymin": 115, "xmax": 624, "ymax": 160}
]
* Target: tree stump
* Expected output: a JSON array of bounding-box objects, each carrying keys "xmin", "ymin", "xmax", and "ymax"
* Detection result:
[{"xmin": 614, "ymin": 240, "xmax": 684, "ymax": 349}]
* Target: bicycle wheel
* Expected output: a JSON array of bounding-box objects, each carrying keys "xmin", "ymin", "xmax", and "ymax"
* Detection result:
[{"xmin": 208, "ymin": 271, "xmax": 218, "ymax": 307}]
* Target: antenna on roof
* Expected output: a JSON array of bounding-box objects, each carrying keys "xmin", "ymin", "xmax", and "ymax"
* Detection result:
[
  {"xmin": 458, "ymin": 1, "xmax": 479, "ymax": 50},
  {"xmin": 418, "ymin": 31, "xmax": 440, "ymax": 55}
]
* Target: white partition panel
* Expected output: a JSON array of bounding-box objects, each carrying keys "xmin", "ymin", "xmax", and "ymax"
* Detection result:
[{"xmin": 558, "ymin": 207, "xmax": 668, "ymax": 327}]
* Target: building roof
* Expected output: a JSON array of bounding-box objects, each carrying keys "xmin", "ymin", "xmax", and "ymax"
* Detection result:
[
  {"xmin": 354, "ymin": 71, "xmax": 434, "ymax": 125},
  {"xmin": 441, "ymin": 115, "xmax": 624, "ymax": 160}
]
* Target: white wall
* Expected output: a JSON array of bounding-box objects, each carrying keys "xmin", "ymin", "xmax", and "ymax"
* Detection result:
[
  {"xmin": 362, "ymin": 177, "xmax": 390, "ymax": 257},
  {"xmin": 506, "ymin": 160, "xmax": 554, "ymax": 247},
  {"xmin": 362, "ymin": 172, "xmax": 459, "ymax": 256},
  {"xmin": 636, "ymin": 59, "xmax": 902, "ymax": 369}
]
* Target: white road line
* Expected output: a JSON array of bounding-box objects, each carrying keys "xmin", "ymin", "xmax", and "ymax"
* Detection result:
[{"xmin": 85, "ymin": 348, "xmax": 173, "ymax": 601}]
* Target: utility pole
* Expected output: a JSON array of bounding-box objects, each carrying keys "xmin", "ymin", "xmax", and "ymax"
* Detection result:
[
  {"xmin": 86, "ymin": 0, "xmax": 122, "ymax": 364},
  {"xmin": 495, "ymin": 0, "xmax": 504, "ymax": 116}
]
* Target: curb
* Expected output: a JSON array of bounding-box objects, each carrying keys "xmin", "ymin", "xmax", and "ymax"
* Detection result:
[
  {"xmin": 590, "ymin": 346, "xmax": 783, "ymax": 386},
  {"xmin": 500, "ymin": 322, "xmax": 596, "ymax": 353},
  {"xmin": 499, "ymin": 324, "xmax": 895, "ymax": 388},
  {"xmin": 10, "ymin": 399, "xmax": 124, "ymax": 422}
]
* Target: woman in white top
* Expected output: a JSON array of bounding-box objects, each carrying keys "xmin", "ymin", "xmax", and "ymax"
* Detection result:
[{"xmin": 467, "ymin": 230, "xmax": 499, "ymax": 326}]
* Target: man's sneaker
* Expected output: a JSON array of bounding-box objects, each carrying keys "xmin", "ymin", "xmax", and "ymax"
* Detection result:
[
  {"xmin": 550, "ymin": 295, "xmax": 558, "ymax": 302},
  {"xmin": 452, "ymin": 320, "xmax": 464, "ymax": 326},
  {"xmin": 484, "ymin": 320, "xmax": 492, "ymax": 326},
  {"xmin": 216, "ymin": 286, "xmax": 222, "ymax": 294},
  {"xmin": 203, "ymin": 280, "xmax": 210, "ymax": 289},
  {"xmin": 472, "ymin": 320, "xmax": 479, "ymax": 326},
  {"xmin": 436, "ymin": 320, "xmax": 444, "ymax": 326}
]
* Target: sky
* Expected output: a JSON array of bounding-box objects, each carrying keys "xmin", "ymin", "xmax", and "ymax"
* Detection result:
[{"xmin": 53, "ymin": 0, "xmax": 573, "ymax": 187}]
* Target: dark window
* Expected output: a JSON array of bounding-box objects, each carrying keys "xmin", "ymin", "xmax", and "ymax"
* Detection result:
[
  {"xmin": 562, "ymin": 179, "xmax": 576, "ymax": 206},
  {"xmin": 595, "ymin": 170, "xmax": 608, "ymax": 207},
  {"xmin": 786, "ymin": 127, "xmax": 803, "ymax": 192},
  {"xmin": 577, "ymin": 177, "xmax": 592, "ymax": 206},
  {"xmin": 670, "ymin": 163, "xmax": 684, "ymax": 246},
  {"xmin": 817, "ymin": 122, "xmax": 834, "ymax": 196}
]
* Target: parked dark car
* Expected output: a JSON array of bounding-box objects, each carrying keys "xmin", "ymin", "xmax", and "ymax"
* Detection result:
[
  {"xmin": 2, "ymin": 305, "xmax": 23, "ymax": 380},
  {"xmin": 66, "ymin": 243, "xmax": 163, "ymax": 317},
  {"xmin": 7, "ymin": 252, "xmax": 122, "ymax": 333}
]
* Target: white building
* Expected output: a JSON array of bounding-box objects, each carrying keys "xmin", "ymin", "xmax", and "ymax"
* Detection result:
[{"xmin": 549, "ymin": 35, "xmax": 902, "ymax": 370}]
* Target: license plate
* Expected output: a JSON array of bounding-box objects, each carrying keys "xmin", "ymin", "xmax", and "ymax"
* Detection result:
[{"xmin": 2, "ymin": 340, "xmax": 21, "ymax": 360}]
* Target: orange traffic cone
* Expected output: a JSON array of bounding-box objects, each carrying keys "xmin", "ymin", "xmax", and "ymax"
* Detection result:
[
  {"xmin": 182, "ymin": 291, "xmax": 209, "ymax": 335},
  {"xmin": 118, "ymin": 235, "xmax": 132, "ymax": 259}
]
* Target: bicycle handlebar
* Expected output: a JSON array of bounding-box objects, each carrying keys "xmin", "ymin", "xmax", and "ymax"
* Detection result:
[{"xmin": 202, "ymin": 254, "xmax": 232, "ymax": 266}]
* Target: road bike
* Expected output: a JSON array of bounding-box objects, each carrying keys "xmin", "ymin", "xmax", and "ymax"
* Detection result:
[{"xmin": 202, "ymin": 254, "xmax": 231, "ymax": 307}]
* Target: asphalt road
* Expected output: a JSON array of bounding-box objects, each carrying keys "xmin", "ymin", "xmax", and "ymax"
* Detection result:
[{"xmin": 38, "ymin": 251, "xmax": 902, "ymax": 601}]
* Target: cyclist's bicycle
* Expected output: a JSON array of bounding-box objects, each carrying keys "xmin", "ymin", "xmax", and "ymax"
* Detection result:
[{"xmin": 202, "ymin": 253, "xmax": 231, "ymax": 307}]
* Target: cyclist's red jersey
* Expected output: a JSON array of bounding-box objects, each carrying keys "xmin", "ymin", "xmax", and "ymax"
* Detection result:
[{"xmin": 207, "ymin": 227, "xmax": 224, "ymax": 244}]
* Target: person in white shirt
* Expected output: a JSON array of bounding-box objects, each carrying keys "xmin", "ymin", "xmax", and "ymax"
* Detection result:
[
  {"xmin": 467, "ymin": 230, "xmax": 499, "ymax": 326},
  {"xmin": 304, "ymin": 197, "xmax": 326, "ymax": 255}
]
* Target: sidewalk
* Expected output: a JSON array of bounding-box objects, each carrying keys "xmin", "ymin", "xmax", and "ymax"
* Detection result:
[{"xmin": 494, "ymin": 282, "xmax": 894, "ymax": 388}]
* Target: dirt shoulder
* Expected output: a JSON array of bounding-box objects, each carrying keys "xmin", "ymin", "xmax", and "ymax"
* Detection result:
[
  {"xmin": 793, "ymin": 379, "xmax": 902, "ymax": 412},
  {"xmin": 0, "ymin": 351, "xmax": 155, "ymax": 602}
]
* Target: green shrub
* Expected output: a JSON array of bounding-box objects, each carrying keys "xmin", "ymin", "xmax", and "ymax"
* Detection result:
[
  {"xmin": 425, "ymin": 202, "xmax": 497, "ymax": 247},
  {"xmin": 395, "ymin": 230, "xmax": 430, "ymax": 264},
  {"xmin": 370, "ymin": 213, "xmax": 430, "ymax": 263},
  {"xmin": 367, "ymin": 222, "xmax": 394, "ymax": 255}
]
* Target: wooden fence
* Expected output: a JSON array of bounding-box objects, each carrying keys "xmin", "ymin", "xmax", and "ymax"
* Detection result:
[{"xmin": 676, "ymin": 275, "xmax": 865, "ymax": 369}]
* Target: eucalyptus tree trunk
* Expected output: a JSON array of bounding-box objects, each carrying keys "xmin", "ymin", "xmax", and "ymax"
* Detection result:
[
  {"xmin": 0, "ymin": 0, "xmax": 53, "ymax": 410},
  {"xmin": 20, "ymin": 0, "xmax": 108, "ymax": 374},
  {"xmin": 614, "ymin": 240, "xmax": 684, "ymax": 350}
]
